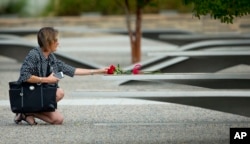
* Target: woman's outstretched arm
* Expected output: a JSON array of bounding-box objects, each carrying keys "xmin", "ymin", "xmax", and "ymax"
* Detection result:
[{"xmin": 74, "ymin": 67, "xmax": 108, "ymax": 76}]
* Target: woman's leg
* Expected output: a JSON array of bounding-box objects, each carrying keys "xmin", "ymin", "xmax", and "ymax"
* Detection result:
[
  {"xmin": 33, "ymin": 88, "xmax": 65, "ymax": 124},
  {"xmin": 56, "ymin": 88, "xmax": 64, "ymax": 102},
  {"xmin": 14, "ymin": 113, "xmax": 37, "ymax": 125},
  {"xmin": 33, "ymin": 110, "xmax": 64, "ymax": 125},
  {"xmin": 14, "ymin": 88, "xmax": 65, "ymax": 125}
]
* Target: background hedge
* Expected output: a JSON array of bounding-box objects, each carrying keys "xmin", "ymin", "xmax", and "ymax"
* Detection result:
[{"xmin": 44, "ymin": 0, "xmax": 192, "ymax": 16}]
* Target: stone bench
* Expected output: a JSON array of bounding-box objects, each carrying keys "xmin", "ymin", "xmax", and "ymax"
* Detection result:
[
  {"xmin": 123, "ymin": 40, "xmax": 250, "ymax": 73},
  {"xmin": 179, "ymin": 39, "xmax": 250, "ymax": 51},
  {"xmin": 0, "ymin": 28, "xmax": 38, "ymax": 36},
  {"xmin": 145, "ymin": 48, "xmax": 250, "ymax": 73},
  {"xmin": 102, "ymin": 73, "xmax": 250, "ymax": 80},
  {"xmin": 148, "ymin": 50, "xmax": 250, "ymax": 57},
  {"xmin": 0, "ymin": 34, "xmax": 22, "ymax": 40},
  {"xmin": 0, "ymin": 39, "xmax": 103, "ymax": 69},
  {"xmin": 108, "ymin": 29, "xmax": 193, "ymax": 40},
  {"xmin": 102, "ymin": 73, "xmax": 250, "ymax": 89},
  {"xmin": 159, "ymin": 34, "xmax": 250, "ymax": 45}
]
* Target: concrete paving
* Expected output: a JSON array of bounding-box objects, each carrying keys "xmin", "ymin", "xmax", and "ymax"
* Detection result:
[{"xmin": 1, "ymin": 15, "xmax": 250, "ymax": 144}]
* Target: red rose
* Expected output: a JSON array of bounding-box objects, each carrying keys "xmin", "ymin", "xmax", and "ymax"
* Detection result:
[
  {"xmin": 107, "ymin": 65, "xmax": 116, "ymax": 74},
  {"xmin": 132, "ymin": 64, "xmax": 141, "ymax": 74}
]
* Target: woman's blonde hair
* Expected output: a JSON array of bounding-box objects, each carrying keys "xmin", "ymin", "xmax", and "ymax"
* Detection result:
[{"xmin": 37, "ymin": 27, "xmax": 58, "ymax": 52}]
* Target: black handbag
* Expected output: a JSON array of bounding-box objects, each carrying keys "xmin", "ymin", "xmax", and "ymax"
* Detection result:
[{"xmin": 9, "ymin": 81, "xmax": 57, "ymax": 113}]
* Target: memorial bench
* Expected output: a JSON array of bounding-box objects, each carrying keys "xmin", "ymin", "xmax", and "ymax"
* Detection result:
[
  {"xmin": 0, "ymin": 28, "xmax": 38, "ymax": 36},
  {"xmin": 122, "ymin": 50, "xmax": 250, "ymax": 76},
  {"xmin": 0, "ymin": 27, "xmax": 193, "ymax": 38},
  {"xmin": 146, "ymin": 49, "xmax": 250, "ymax": 73},
  {"xmin": 102, "ymin": 73, "xmax": 250, "ymax": 89},
  {"xmin": 178, "ymin": 39, "xmax": 250, "ymax": 51},
  {"xmin": 122, "ymin": 40, "xmax": 250, "ymax": 74},
  {"xmin": 119, "ymin": 49, "xmax": 250, "ymax": 85},
  {"xmin": 148, "ymin": 50, "xmax": 250, "ymax": 57},
  {"xmin": 158, "ymin": 34, "xmax": 250, "ymax": 46},
  {"xmin": 0, "ymin": 39, "xmax": 103, "ymax": 69},
  {"xmin": 108, "ymin": 29, "xmax": 193, "ymax": 40},
  {"xmin": 102, "ymin": 73, "xmax": 250, "ymax": 81},
  {"xmin": 0, "ymin": 34, "xmax": 23, "ymax": 40}
]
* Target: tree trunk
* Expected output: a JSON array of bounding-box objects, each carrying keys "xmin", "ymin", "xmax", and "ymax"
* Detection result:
[
  {"xmin": 131, "ymin": 3, "xmax": 142, "ymax": 63},
  {"xmin": 122, "ymin": 0, "xmax": 143, "ymax": 64}
]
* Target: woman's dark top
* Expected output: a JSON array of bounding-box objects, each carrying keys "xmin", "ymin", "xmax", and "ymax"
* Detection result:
[{"xmin": 18, "ymin": 47, "xmax": 75, "ymax": 83}]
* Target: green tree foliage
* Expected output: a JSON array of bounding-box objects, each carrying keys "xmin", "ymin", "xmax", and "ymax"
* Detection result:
[
  {"xmin": 54, "ymin": 0, "xmax": 86, "ymax": 16},
  {"xmin": 44, "ymin": 0, "xmax": 192, "ymax": 16},
  {"xmin": 0, "ymin": 0, "xmax": 27, "ymax": 15},
  {"xmin": 47, "ymin": 0, "xmax": 125, "ymax": 16},
  {"xmin": 184, "ymin": 0, "xmax": 250, "ymax": 23}
]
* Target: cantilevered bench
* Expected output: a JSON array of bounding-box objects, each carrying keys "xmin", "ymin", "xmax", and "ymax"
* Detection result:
[
  {"xmin": 148, "ymin": 50, "xmax": 250, "ymax": 57},
  {"xmin": 158, "ymin": 34, "xmax": 250, "ymax": 45},
  {"xmin": 102, "ymin": 73, "xmax": 250, "ymax": 80},
  {"xmin": 179, "ymin": 39, "xmax": 250, "ymax": 51},
  {"xmin": 0, "ymin": 39, "xmax": 103, "ymax": 69},
  {"xmin": 72, "ymin": 89, "xmax": 250, "ymax": 118},
  {"xmin": 115, "ymin": 50, "xmax": 250, "ymax": 86},
  {"xmin": 0, "ymin": 34, "xmax": 23, "ymax": 40},
  {"xmin": 122, "ymin": 40, "xmax": 250, "ymax": 74},
  {"xmin": 102, "ymin": 73, "xmax": 250, "ymax": 89},
  {"xmin": 108, "ymin": 29, "xmax": 193, "ymax": 40},
  {"xmin": 146, "ymin": 49, "xmax": 250, "ymax": 73},
  {"xmin": 0, "ymin": 28, "xmax": 38, "ymax": 36}
]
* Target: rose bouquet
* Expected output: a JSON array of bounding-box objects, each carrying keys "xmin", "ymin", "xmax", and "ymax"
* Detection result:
[{"xmin": 106, "ymin": 64, "xmax": 160, "ymax": 75}]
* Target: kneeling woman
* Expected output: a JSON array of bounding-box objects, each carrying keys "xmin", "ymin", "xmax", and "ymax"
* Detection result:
[{"xmin": 14, "ymin": 27, "xmax": 108, "ymax": 125}]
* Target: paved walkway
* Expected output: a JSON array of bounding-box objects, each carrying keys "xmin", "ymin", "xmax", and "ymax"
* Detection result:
[{"xmin": 1, "ymin": 15, "xmax": 250, "ymax": 144}]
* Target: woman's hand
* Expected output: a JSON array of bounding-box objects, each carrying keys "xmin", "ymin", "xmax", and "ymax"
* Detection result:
[
  {"xmin": 98, "ymin": 67, "xmax": 109, "ymax": 74},
  {"xmin": 46, "ymin": 73, "xmax": 60, "ymax": 83}
]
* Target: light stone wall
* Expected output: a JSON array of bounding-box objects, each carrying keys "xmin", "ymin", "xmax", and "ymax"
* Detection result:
[{"xmin": 22, "ymin": 0, "xmax": 49, "ymax": 16}]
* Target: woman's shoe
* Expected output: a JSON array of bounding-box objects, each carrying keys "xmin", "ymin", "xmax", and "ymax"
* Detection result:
[
  {"xmin": 14, "ymin": 113, "xmax": 22, "ymax": 124},
  {"xmin": 21, "ymin": 113, "xmax": 37, "ymax": 126}
]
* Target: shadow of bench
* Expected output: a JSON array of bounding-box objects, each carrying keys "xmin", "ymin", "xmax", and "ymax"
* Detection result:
[{"xmin": 72, "ymin": 89, "xmax": 250, "ymax": 118}]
